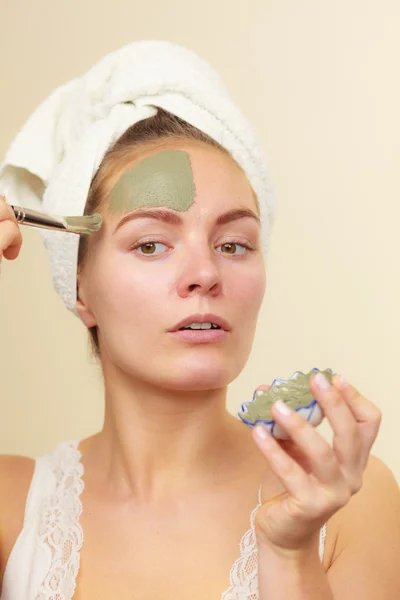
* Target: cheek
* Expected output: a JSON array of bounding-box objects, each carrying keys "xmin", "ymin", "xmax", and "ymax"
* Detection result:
[
  {"xmin": 90, "ymin": 254, "xmax": 168, "ymax": 328},
  {"xmin": 230, "ymin": 264, "xmax": 266, "ymax": 314}
]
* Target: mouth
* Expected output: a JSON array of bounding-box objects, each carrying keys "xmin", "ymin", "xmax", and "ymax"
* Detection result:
[
  {"xmin": 168, "ymin": 313, "xmax": 231, "ymax": 333},
  {"xmin": 179, "ymin": 323, "xmax": 221, "ymax": 331},
  {"xmin": 168, "ymin": 327, "xmax": 229, "ymax": 345}
]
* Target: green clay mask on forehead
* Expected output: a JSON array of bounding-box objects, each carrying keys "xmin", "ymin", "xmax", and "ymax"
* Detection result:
[{"xmin": 108, "ymin": 149, "xmax": 196, "ymax": 215}]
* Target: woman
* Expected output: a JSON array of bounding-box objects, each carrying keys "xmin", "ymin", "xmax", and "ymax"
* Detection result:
[{"xmin": 0, "ymin": 43, "xmax": 399, "ymax": 600}]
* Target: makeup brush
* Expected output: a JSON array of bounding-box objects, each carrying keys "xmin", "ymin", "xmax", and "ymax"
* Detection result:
[{"xmin": 11, "ymin": 205, "xmax": 102, "ymax": 235}]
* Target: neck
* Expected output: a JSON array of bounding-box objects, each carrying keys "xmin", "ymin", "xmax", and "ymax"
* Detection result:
[{"xmin": 81, "ymin": 372, "xmax": 246, "ymax": 503}]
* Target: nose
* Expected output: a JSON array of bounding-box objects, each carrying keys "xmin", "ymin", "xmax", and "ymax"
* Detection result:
[{"xmin": 176, "ymin": 246, "xmax": 223, "ymax": 299}]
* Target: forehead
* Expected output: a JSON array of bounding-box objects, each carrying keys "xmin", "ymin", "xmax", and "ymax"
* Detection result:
[
  {"xmin": 187, "ymin": 144, "xmax": 252, "ymax": 188},
  {"xmin": 104, "ymin": 141, "xmax": 258, "ymax": 215},
  {"xmin": 185, "ymin": 144, "xmax": 259, "ymax": 214},
  {"xmin": 108, "ymin": 148, "xmax": 195, "ymax": 215}
]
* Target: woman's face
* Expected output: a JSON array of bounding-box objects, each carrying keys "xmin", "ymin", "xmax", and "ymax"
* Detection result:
[{"xmin": 77, "ymin": 142, "xmax": 266, "ymax": 391}]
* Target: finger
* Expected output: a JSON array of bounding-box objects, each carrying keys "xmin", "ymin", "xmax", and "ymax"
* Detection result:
[
  {"xmin": 0, "ymin": 220, "xmax": 23, "ymax": 260},
  {"xmin": 253, "ymin": 423, "xmax": 311, "ymax": 499},
  {"xmin": 0, "ymin": 195, "xmax": 16, "ymax": 223},
  {"xmin": 334, "ymin": 375, "xmax": 382, "ymax": 464},
  {"xmin": 270, "ymin": 400, "xmax": 343, "ymax": 485},
  {"xmin": 309, "ymin": 373, "xmax": 362, "ymax": 470}
]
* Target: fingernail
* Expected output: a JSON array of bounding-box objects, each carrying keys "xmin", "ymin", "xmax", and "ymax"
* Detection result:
[
  {"xmin": 254, "ymin": 424, "xmax": 269, "ymax": 441},
  {"xmin": 314, "ymin": 373, "xmax": 331, "ymax": 389},
  {"xmin": 275, "ymin": 400, "xmax": 292, "ymax": 416},
  {"xmin": 340, "ymin": 375, "xmax": 349, "ymax": 387}
]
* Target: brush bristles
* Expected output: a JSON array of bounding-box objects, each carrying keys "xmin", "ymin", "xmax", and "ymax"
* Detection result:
[{"xmin": 64, "ymin": 213, "xmax": 103, "ymax": 234}]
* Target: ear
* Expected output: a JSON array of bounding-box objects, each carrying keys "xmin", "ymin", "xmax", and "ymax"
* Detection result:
[{"xmin": 75, "ymin": 270, "xmax": 97, "ymax": 328}]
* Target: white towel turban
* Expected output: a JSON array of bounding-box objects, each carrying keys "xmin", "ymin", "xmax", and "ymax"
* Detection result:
[{"xmin": 0, "ymin": 40, "xmax": 275, "ymax": 317}]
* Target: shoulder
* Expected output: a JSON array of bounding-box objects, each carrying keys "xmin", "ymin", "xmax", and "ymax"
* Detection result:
[
  {"xmin": 0, "ymin": 455, "xmax": 35, "ymax": 579},
  {"xmin": 0, "ymin": 453, "xmax": 35, "ymax": 479},
  {"xmin": 326, "ymin": 454, "xmax": 400, "ymax": 596},
  {"xmin": 0, "ymin": 454, "xmax": 35, "ymax": 516},
  {"xmin": 336, "ymin": 454, "xmax": 400, "ymax": 536}
]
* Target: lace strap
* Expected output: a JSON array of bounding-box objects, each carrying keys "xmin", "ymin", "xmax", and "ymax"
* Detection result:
[
  {"xmin": 319, "ymin": 522, "xmax": 327, "ymax": 562},
  {"xmin": 221, "ymin": 486, "xmax": 327, "ymax": 600},
  {"xmin": 34, "ymin": 440, "xmax": 84, "ymax": 600}
]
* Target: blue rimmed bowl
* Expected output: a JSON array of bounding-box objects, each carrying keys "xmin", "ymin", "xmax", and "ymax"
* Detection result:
[{"xmin": 238, "ymin": 368, "xmax": 334, "ymax": 440}]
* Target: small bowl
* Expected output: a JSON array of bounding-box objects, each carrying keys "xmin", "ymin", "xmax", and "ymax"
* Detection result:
[{"xmin": 238, "ymin": 368, "xmax": 334, "ymax": 440}]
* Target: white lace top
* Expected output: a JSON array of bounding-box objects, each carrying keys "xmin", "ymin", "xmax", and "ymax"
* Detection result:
[{"xmin": 1, "ymin": 441, "xmax": 327, "ymax": 600}]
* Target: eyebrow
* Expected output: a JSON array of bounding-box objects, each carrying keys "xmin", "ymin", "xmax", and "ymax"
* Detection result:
[{"xmin": 113, "ymin": 207, "xmax": 261, "ymax": 234}]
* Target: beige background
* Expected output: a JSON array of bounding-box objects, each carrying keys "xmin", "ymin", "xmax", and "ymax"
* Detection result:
[{"xmin": 0, "ymin": 1, "xmax": 399, "ymax": 481}]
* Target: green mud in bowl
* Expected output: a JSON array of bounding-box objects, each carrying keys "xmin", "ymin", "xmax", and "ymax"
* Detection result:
[{"xmin": 238, "ymin": 368, "xmax": 334, "ymax": 440}]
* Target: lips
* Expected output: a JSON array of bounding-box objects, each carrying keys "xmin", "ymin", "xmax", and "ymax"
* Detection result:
[{"xmin": 168, "ymin": 313, "xmax": 231, "ymax": 333}]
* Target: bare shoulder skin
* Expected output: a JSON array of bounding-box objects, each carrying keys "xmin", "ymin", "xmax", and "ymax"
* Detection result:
[
  {"xmin": 326, "ymin": 454, "xmax": 400, "ymax": 597},
  {"xmin": 0, "ymin": 455, "xmax": 35, "ymax": 584}
]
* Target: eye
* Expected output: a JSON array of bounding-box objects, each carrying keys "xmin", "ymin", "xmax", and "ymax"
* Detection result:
[
  {"xmin": 134, "ymin": 242, "xmax": 168, "ymax": 256},
  {"xmin": 130, "ymin": 239, "xmax": 255, "ymax": 257},
  {"xmin": 217, "ymin": 242, "xmax": 250, "ymax": 255}
]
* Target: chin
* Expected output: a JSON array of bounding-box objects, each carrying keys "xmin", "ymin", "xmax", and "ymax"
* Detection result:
[{"xmin": 158, "ymin": 356, "xmax": 245, "ymax": 391}]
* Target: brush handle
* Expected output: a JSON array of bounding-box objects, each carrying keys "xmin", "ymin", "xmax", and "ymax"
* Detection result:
[{"xmin": 11, "ymin": 205, "xmax": 68, "ymax": 232}]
